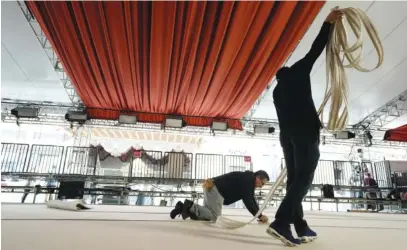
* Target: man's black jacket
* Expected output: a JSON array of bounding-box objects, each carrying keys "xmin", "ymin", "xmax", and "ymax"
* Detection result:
[
  {"xmin": 212, "ymin": 171, "xmax": 261, "ymax": 217},
  {"xmin": 273, "ymin": 22, "xmax": 333, "ymax": 135}
]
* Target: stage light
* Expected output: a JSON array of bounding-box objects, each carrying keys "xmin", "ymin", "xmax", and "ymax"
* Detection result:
[
  {"xmin": 164, "ymin": 116, "xmax": 185, "ymax": 128},
  {"xmin": 254, "ymin": 124, "xmax": 275, "ymax": 134},
  {"xmin": 211, "ymin": 121, "xmax": 228, "ymax": 131},
  {"xmin": 11, "ymin": 107, "xmax": 39, "ymax": 118},
  {"xmin": 118, "ymin": 114, "xmax": 137, "ymax": 124},
  {"xmin": 334, "ymin": 131, "xmax": 356, "ymax": 139},
  {"xmin": 65, "ymin": 110, "xmax": 88, "ymax": 123}
]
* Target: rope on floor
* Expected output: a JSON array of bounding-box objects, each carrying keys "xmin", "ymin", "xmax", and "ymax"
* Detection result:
[{"xmin": 318, "ymin": 7, "xmax": 384, "ymax": 132}]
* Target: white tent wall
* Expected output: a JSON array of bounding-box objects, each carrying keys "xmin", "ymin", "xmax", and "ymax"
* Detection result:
[
  {"xmin": 198, "ymin": 136, "xmax": 407, "ymax": 170},
  {"xmin": 1, "ymin": 123, "xmax": 74, "ymax": 145},
  {"xmin": 2, "ymin": 123, "xmax": 407, "ymax": 171}
]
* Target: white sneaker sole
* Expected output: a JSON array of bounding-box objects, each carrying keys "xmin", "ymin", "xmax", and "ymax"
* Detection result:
[
  {"xmin": 300, "ymin": 236, "xmax": 317, "ymax": 243},
  {"xmin": 266, "ymin": 227, "xmax": 300, "ymax": 247}
]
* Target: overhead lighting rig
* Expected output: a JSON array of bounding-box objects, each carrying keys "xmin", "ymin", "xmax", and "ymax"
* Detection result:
[
  {"xmin": 253, "ymin": 124, "xmax": 275, "ymax": 134},
  {"xmin": 118, "ymin": 114, "xmax": 138, "ymax": 124},
  {"xmin": 164, "ymin": 116, "xmax": 186, "ymax": 129},
  {"xmin": 334, "ymin": 131, "xmax": 356, "ymax": 140},
  {"xmin": 65, "ymin": 109, "xmax": 88, "ymax": 125}
]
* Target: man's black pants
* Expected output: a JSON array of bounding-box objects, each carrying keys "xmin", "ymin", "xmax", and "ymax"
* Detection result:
[{"xmin": 273, "ymin": 131, "xmax": 320, "ymax": 230}]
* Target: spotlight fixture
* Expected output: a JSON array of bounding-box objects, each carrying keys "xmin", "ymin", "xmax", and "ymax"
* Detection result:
[
  {"xmin": 334, "ymin": 131, "xmax": 356, "ymax": 139},
  {"xmin": 10, "ymin": 107, "xmax": 39, "ymax": 118},
  {"xmin": 253, "ymin": 124, "xmax": 275, "ymax": 134},
  {"xmin": 118, "ymin": 114, "xmax": 137, "ymax": 124},
  {"xmin": 164, "ymin": 116, "xmax": 186, "ymax": 128},
  {"xmin": 65, "ymin": 110, "xmax": 88, "ymax": 123},
  {"xmin": 211, "ymin": 121, "xmax": 228, "ymax": 131}
]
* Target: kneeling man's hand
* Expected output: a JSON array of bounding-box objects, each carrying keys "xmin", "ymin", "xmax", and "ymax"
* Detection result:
[{"xmin": 258, "ymin": 214, "xmax": 269, "ymax": 224}]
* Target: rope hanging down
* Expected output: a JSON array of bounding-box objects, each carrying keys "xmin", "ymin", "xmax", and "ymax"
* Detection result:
[
  {"xmin": 318, "ymin": 7, "xmax": 384, "ymax": 132},
  {"xmin": 215, "ymin": 7, "xmax": 383, "ymax": 230}
]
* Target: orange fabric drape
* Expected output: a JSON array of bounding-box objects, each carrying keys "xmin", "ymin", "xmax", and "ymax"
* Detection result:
[
  {"xmin": 27, "ymin": 1, "xmax": 325, "ymax": 129},
  {"xmin": 384, "ymin": 124, "xmax": 407, "ymax": 142}
]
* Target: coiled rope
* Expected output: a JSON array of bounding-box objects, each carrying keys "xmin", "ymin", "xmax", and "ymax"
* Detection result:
[
  {"xmin": 215, "ymin": 6, "xmax": 383, "ymax": 229},
  {"xmin": 318, "ymin": 7, "xmax": 384, "ymax": 132}
]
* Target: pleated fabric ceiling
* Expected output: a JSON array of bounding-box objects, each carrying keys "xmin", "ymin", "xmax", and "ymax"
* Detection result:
[
  {"xmin": 27, "ymin": 1, "xmax": 325, "ymax": 129},
  {"xmin": 384, "ymin": 124, "xmax": 407, "ymax": 142}
]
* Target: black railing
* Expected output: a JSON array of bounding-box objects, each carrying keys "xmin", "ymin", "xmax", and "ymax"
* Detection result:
[
  {"xmin": 162, "ymin": 152, "xmax": 193, "ymax": 180},
  {"xmin": 131, "ymin": 150, "xmax": 162, "ymax": 179},
  {"xmin": 1, "ymin": 142, "xmax": 404, "ymax": 188},
  {"xmin": 394, "ymin": 172, "xmax": 407, "ymax": 188},
  {"xmin": 313, "ymin": 160, "xmax": 335, "ymax": 185},
  {"xmin": 96, "ymin": 153, "xmax": 131, "ymax": 178},
  {"xmin": 25, "ymin": 144, "xmax": 65, "ymax": 173},
  {"xmin": 62, "ymin": 146, "xmax": 97, "ymax": 175},
  {"xmin": 194, "ymin": 153, "xmax": 224, "ymax": 180},
  {"xmin": 1, "ymin": 143, "xmax": 30, "ymax": 173},
  {"xmin": 224, "ymin": 155, "xmax": 252, "ymax": 173},
  {"xmin": 373, "ymin": 161, "xmax": 393, "ymax": 188},
  {"xmin": 281, "ymin": 158, "xmax": 397, "ymax": 189}
]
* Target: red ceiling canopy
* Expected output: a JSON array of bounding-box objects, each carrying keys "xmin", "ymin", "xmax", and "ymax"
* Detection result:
[
  {"xmin": 27, "ymin": 1, "xmax": 325, "ymax": 129},
  {"xmin": 384, "ymin": 124, "xmax": 407, "ymax": 142}
]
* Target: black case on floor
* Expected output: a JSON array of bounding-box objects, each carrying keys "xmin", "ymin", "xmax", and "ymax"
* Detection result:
[
  {"xmin": 57, "ymin": 181, "xmax": 85, "ymax": 199},
  {"xmin": 322, "ymin": 184, "xmax": 335, "ymax": 198}
]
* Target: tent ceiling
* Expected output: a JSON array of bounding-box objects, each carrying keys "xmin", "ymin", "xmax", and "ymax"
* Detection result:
[
  {"xmin": 26, "ymin": 1, "xmax": 324, "ymax": 129},
  {"xmin": 253, "ymin": 1, "xmax": 407, "ymax": 126},
  {"xmin": 1, "ymin": 1, "xmax": 71, "ymax": 103},
  {"xmin": 3, "ymin": 1, "xmax": 407, "ymax": 132}
]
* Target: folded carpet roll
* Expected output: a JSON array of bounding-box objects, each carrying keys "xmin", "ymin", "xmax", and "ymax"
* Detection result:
[{"xmin": 46, "ymin": 199, "xmax": 91, "ymax": 211}]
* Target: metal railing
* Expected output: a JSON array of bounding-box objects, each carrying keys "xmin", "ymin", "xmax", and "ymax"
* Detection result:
[
  {"xmin": 2, "ymin": 142, "xmax": 405, "ymax": 189},
  {"xmin": 1, "ymin": 143, "xmax": 30, "ymax": 172},
  {"xmin": 281, "ymin": 158, "xmax": 402, "ymax": 189},
  {"xmin": 1, "ymin": 143, "xmax": 254, "ymax": 183}
]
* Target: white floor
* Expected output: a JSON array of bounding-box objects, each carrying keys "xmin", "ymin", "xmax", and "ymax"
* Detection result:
[{"xmin": 2, "ymin": 204, "xmax": 407, "ymax": 250}]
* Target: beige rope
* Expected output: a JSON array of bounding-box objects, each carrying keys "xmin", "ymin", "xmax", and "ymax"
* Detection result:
[{"xmin": 318, "ymin": 7, "xmax": 384, "ymax": 132}]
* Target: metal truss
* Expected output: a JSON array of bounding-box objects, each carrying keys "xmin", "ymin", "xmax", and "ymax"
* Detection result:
[
  {"xmin": 355, "ymin": 89, "xmax": 407, "ymax": 130},
  {"xmin": 1, "ymin": 99, "xmax": 76, "ymax": 115},
  {"xmin": 17, "ymin": 1, "xmax": 82, "ymax": 105},
  {"xmin": 3, "ymin": 110, "xmax": 407, "ymax": 148},
  {"xmin": 2, "ymin": 99, "xmax": 407, "ymax": 148},
  {"xmin": 243, "ymin": 79, "xmax": 276, "ymax": 120}
]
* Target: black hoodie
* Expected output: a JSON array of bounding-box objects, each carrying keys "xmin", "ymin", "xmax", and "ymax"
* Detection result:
[
  {"xmin": 273, "ymin": 22, "xmax": 333, "ymax": 135},
  {"xmin": 212, "ymin": 171, "xmax": 261, "ymax": 217}
]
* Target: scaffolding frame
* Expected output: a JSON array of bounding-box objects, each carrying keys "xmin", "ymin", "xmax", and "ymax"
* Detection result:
[
  {"xmin": 355, "ymin": 89, "xmax": 407, "ymax": 130},
  {"xmin": 17, "ymin": 1, "xmax": 82, "ymax": 106}
]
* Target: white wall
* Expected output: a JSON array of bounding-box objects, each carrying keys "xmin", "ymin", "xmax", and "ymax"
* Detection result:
[{"xmin": 1, "ymin": 123, "xmax": 74, "ymax": 145}]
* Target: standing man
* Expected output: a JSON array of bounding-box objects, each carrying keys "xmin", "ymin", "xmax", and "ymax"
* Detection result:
[
  {"xmin": 267, "ymin": 10, "xmax": 343, "ymax": 247},
  {"xmin": 170, "ymin": 170, "xmax": 270, "ymax": 223}
]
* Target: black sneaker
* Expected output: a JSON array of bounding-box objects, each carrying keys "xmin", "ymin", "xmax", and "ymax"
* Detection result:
[
  {"xmin": 267, "ymin": 221, "xmax": 301, "ymax": 247},
  {"xmin": 296, "ymin": 226, "xmax": 317, "ymax": 243},
  {"xmin": 181, "ymin": 199, "xmax": 194, "ymax": 220},
  {"xmin": 170, "ymin": 201, "xmax": 183, "ymax": 219}
]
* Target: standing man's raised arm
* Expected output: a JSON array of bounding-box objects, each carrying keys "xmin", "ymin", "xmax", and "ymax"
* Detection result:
[{"xmin": 291, "ymin": 10, "xmax": 343, "ymax": 74}]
